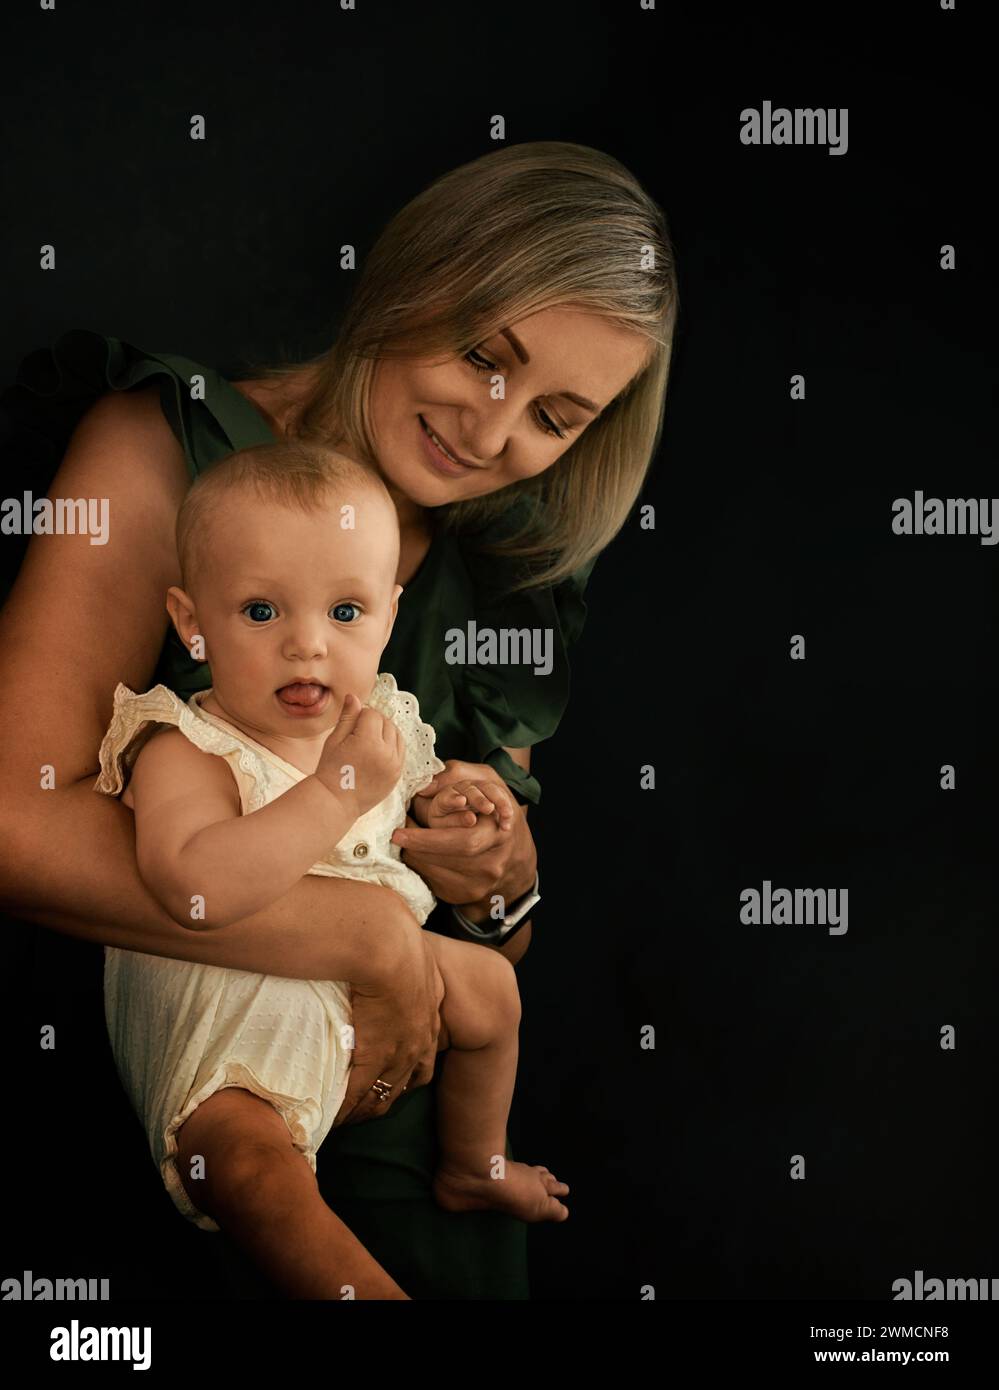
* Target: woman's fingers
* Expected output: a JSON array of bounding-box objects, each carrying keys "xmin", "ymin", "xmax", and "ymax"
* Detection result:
[
  {"xmin": 406, "ymin": 1051, "xmax": 438, "ymax": 1090},
  {"xmin": 430, "ymin": 809, "xmax": 479, "ymax": 829},
  {"xmin": 337, "ymin": 1060, "xmax": 412, "ymax": 1125},
  {"xmin": 392, "ymin": 820, "xmax": 509, "ymax": 857},
  {"xmin": 335, "ymin": 938, "xmax": 444, "ymax": 1126}
]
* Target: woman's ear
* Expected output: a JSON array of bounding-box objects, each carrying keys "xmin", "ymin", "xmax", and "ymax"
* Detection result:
[{"xmin": 166, "ymin": 585, "xmax": 206, "ymax": 661}]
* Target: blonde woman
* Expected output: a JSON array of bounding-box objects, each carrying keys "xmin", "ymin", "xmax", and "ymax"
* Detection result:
[{"xmin": 0, "ymin": 140, "xmax": 678, "ymax": 1299}]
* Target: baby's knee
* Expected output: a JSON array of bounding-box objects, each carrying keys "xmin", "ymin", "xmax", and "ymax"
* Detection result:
[
  {"xmin": 478, "ymin": 948, "xmax": 521, "ymax": 1029},
  {"xmin": 439, "ymin": 937, "xmax": 521, "ymax": 1045}
]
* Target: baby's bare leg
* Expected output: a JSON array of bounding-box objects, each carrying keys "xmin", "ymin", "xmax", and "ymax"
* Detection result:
[
  {"xmin": 174, "ymin": 1088, "xmax": 409, "ymax": 1299},
  {"xmin": 428, "ymin": 934, "xmax": 570, "ymax": 1223}
]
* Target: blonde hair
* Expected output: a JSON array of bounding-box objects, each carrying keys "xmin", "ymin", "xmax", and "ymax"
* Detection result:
[
  {"xmin": 241, "ymin": 140, "xmax": 679, "ymax": 595},
  {"xmin": 176, "ymin": 440, "xmax": 391, "ymax": 593}
]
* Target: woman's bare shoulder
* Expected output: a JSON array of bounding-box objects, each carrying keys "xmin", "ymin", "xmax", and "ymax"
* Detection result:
[{"xmin": 65, "ymin": 383, "xmax": 189, "ymax": 491}]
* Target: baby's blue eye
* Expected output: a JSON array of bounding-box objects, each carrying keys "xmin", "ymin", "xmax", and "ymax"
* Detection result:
[
  {"xmin": 331, "ymin": 602, "xmax": 360, "ymax": 623},
  {"xmin": 244, "ymin": 601, "xmax": 275, "ymax": 623}
]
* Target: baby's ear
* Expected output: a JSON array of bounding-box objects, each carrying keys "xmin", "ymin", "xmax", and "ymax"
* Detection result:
[{"xmin": 165, "ymin": 586, "xmax": 203, "ymax": 658}]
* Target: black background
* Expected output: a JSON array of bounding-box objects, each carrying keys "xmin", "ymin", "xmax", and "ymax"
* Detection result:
[{"xmin": 2, "ymin": 0, "xmax": 997, "ymax": 1316}]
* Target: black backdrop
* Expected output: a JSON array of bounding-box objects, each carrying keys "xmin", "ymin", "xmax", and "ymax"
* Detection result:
[{"xmin": 2, "ymin": 0, "xmax": 997, "ymax": 1337}]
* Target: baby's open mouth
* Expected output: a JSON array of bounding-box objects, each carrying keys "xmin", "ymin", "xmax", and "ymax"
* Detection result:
[{"xmin": 275, "ymin": 681, "xmax": 329, "ymax": 708}]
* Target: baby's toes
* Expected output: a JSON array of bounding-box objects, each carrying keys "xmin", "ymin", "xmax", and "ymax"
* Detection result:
[
  {"xmin": 544, "ymin": 1194, "xmax": 570, "ymax": 1222},
  {"xmin": 537, "ymin": 1167, "xmax": 570, "ymax": 1196}
]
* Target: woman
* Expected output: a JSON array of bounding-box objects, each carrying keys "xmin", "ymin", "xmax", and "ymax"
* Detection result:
[{"xmin": 0, "ymin": 140, "xmax": 678, "ymax": 1298}]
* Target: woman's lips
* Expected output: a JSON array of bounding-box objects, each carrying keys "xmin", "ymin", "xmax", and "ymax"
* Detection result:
[
  {"xmin": 418, "ymin": 415, "xmax": 475, "ymax": 477},
  {"xmin": 275, "ymin": 682, "xmax": 331, "ymax": 717}
]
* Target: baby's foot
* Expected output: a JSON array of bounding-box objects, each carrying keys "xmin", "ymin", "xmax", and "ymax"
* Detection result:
[{"xmin": 433, "ymin": 1161, "xmax": 570, "ymax": 1222}]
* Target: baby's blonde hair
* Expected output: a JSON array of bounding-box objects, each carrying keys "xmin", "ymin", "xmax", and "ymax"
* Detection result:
[{"xmin": 176, "ymin": 441, "xmax": 393, "ymax": 594}]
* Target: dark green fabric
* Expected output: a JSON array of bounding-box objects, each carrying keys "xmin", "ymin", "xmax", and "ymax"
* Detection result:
[{"xmin": 0, "ymin": 328, "xmax": 599, "ymax": 1299}]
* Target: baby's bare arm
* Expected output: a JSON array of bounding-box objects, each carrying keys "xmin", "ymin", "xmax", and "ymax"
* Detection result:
[{"xmin": 128, "ymin": 728, "xmax": 357, "ymax": 930}]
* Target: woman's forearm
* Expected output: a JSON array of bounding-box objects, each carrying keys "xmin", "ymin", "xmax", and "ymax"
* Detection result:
[{"xmin": 0, "ymin": 776, "xmax": 403, "ymax": 984}]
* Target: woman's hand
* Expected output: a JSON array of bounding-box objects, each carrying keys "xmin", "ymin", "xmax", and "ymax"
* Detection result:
[
  {"xmin": 391, "ymin": 760, "xmax": 535, "ymax": 907},
  {"xmin": 335, "ymin": 912, "xmax": 445, "ymax": 1126}
]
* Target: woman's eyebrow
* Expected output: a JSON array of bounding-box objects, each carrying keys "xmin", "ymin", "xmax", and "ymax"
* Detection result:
[{"xmin": 498, "ymin": 327, "xmax": 600, "ymax": 414}]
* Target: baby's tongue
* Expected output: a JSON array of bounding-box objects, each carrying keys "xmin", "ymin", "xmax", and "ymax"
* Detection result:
[{"xmin": 278, "ymin": 682, "xmax": 325, "ymax": 706}]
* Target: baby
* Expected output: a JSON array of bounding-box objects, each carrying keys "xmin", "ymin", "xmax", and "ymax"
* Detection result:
[{"xmin": 94, "ymin": 438, "xmax": 568, "ymax": 1299}]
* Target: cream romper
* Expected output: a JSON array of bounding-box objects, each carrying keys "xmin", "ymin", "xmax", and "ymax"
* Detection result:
[{"xmin": 93, "ymin": 672, "xmax": 445, "ymax": 1231}]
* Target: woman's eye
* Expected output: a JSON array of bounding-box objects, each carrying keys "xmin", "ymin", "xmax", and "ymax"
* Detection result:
[
  {"xmin": 537, "ymin": 410, "xmax": 568, "ymax": 440},
  {"xmin": 464, "ymin": 349, "xmax": 495, "ymax": 374},
  {"xmin": 464, "ymin": 349, "xmax": 570, "ymax": 440},
  {"xmin": 330, "ymin": 602, "xmax": 361, "ymax": 623},
  {"xmin": 242, "ymin": 601, "xmax": 276, "ymax": 623}
]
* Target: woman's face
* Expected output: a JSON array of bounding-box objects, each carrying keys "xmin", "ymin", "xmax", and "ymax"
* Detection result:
[{"xmin": 367, "ymin": 307, "xmax": 653, "ymax": 512}]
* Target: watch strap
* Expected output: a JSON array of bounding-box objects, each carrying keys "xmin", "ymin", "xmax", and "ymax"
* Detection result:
[{"xmin": 451, "ymin": 869, "xmax": 540, "ymax": 940}]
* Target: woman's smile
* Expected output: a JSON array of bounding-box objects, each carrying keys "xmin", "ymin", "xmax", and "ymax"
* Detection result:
[{"xmin": 418, "ymin": 414, "xmax": 480, "ymax": 477}]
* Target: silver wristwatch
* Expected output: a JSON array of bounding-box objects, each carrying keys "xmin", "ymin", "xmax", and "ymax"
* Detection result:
[{"xmin": 450, "ymin": 870, "xmax": 541, "ymax": 944}]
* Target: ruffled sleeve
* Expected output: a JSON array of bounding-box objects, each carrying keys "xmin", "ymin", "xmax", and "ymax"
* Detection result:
[
  {"xmin": 451, "ymin": 510, "xmax": 599, "ymax": 807},
  {"xmin": 93, "ymin": 683, "xmax": 192, "ymax": 797},
  {"xmin": 367, "ymin": 673, "xmax": 447, "ymax": 807},
  {"xmin": 93, "ymin": 682, "xmax": 267, "ymax": 814}
]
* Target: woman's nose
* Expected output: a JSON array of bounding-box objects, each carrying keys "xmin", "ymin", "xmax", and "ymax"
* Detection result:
[{"xmin": 458, "ymin": 393, "xmax": 525, "ymax": 463}]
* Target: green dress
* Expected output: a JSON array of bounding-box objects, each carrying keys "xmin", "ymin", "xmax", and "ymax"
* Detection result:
[{"xmin": 0, "ymin": 328, "xmax": 597, "ymax": 1300}]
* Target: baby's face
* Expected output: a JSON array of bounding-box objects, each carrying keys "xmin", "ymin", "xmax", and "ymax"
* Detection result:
[{"xmin": 174, "ymin": 487, "xmax": 402, "ymax": 742}]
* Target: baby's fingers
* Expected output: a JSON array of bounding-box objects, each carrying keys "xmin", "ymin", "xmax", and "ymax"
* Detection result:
[
  {"xmin": 431, "ymin": 786, "xmax": 477, "ymax": 828},
  {"xmin": 461, "ymin": 783, "xmax": 497, "ymax": 815},
  {"xmin": 433, "ymin": 786, "xmax": 470, "ymax": 814},
  {"xmin": 464, "ymin": 781, "xmax": 515, "ymax": 831}
]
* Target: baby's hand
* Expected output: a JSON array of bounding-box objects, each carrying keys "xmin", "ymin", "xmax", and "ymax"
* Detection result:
[
  {"xmin": 316, "ymin": 693, "xmax": 405, "ymax": 818},
  {"xmin": 412, "ymin": 777, "xmax": 514, "ymax": 833}
]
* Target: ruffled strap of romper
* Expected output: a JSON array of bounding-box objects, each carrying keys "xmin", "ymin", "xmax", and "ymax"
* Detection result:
[
  {"xmin": 93, "ymin": 682, "xmax": 265, "ymax": 800},
  {"xmin": 367, "ymin": 672, "xmax": 446, "ymax": 806}
]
